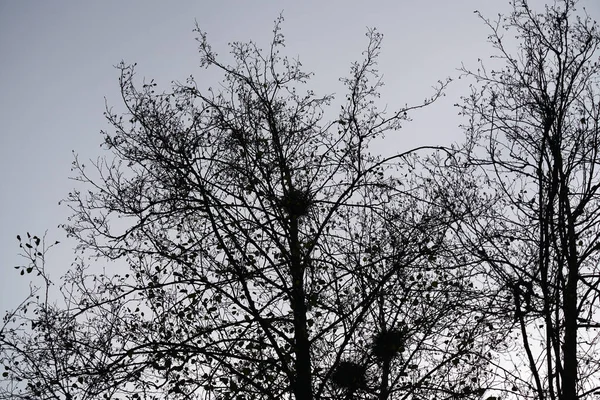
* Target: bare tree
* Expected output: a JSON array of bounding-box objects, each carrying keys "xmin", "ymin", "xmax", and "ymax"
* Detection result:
[
  {"xmin": 427, "ymin": 1, "xmax": 600, "ymax": 400},
  {"xmin": 2, "ymin": 17, "xmax": 494, "ymax": 400}
]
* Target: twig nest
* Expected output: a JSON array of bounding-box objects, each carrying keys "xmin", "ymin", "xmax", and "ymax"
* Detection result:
[
  {"xmin": 280, "ymin": 187, "xmax": 313, "ymax": 217},
  {"xmin": 372, "ymin": 326, "xmax": 408, "ymax": 361},
  {"xmin": 331, "ymin": 361, "xmax": 367, "ymax": 391}
]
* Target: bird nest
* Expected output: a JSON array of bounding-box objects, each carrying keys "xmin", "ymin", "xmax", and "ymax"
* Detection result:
[
  {"xmin": 331, "ymin": 361, "xmax": 367, "ymax": 391},
  {"xmin": 372, "ymin": 326, "xmax": 408, "ymax": 361},
  {"xmin": 279, "ymin": 187, "xmax": 314, "ymax": 217}
]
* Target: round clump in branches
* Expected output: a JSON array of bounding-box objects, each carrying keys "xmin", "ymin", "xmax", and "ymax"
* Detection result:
[
  {"xmin": 331, "ymin": 361, "xmax": 367, "ymax": 391},
  {"xmin": 279, "ymin": 187, "xmax": 314, "ymax": 218},
  {"xmin": 372, "ymin": 326, "xmax": 409, "ymax": 361}
]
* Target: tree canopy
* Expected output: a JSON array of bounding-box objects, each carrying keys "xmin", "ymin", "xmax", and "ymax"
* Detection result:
[{"xmin": 2, "ymin": 2, "xmax": 600, "ymax": 400}]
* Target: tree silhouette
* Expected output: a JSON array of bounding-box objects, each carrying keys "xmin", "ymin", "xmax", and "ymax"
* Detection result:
[
  {"xmin": 424, "ymin": 1, "xmax": 600, "ymax": 399},
  {"xmin": 0, "ymin": 14, "xmax": 490, "ymax": 400},
  {"xmin": 2, "ymin": 16, "xmax": 495, "ymax": 400}
]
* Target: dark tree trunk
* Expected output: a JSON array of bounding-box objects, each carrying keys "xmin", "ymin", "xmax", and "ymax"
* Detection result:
[{"xmin": 290, "ymin": 216, "xmax": 312, "ymax": 400}]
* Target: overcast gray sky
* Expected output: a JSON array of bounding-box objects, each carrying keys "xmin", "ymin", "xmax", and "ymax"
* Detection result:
[{"xmin": 1, "ymin": 1, "xmax": 599, "ymax": 311}]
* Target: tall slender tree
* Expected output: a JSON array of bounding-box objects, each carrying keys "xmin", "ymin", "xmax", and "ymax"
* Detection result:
[
  {"xmin": 1, "ymin": 17, "xmax": 492, "ymax": 400},
  {"xmin": 426, "ymin": 1, "xmax": 600, "ymax": 399}
]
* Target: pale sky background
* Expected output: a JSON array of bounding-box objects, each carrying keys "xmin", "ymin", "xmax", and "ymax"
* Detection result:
[{"xmin": 1, "ymin": 1, "xmax": 599, "ymax": 312}]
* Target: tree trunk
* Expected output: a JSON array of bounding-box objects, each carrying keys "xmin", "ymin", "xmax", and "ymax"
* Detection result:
[{"xmin": 290, "ymin": 216, "xmax": 312, "ymax": 400}]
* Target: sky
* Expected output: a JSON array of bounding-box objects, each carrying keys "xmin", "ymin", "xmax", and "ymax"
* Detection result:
[{"xmin": 1, "ymin": 0, "xmax": 599, "ymax": 312}]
